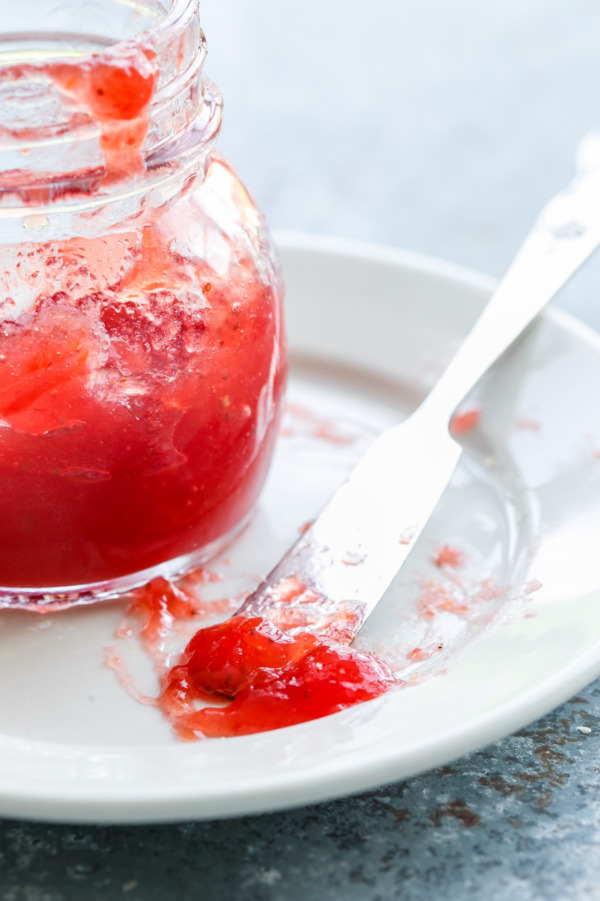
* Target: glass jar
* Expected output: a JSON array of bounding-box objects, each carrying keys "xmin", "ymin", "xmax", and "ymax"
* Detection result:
[{"xmin": 0, "ymin": 1, "xmax": 286, "ymax": 607}]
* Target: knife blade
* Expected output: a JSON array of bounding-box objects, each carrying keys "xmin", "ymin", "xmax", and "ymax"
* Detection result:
[{"xmin": 238, "ymin": 129, "xmax": 600, "ymax": 641}]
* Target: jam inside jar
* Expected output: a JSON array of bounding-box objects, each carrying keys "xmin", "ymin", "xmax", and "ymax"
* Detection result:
[{"xmin": 0, "ymin": 1, "xmax": 286, "ymax": 606}]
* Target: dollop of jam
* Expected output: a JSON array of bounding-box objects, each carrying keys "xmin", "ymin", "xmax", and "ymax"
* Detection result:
[{"xmin": 158, "ymin": 610, "xmax": 397, "ymax": 739}]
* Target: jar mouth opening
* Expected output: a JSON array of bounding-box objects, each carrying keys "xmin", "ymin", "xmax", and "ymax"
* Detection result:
[
  {"xmin": 0, "ymin": 0, "xmax": 222, "ymax": 216},
  {"xmin": 0, "ymin": 0, "xmax": 204, "ymax": 100},
  {"xmin": 153, "ymin": 0, "xmax": 198, "ymax": 48},
  {"xmin": 0, "ymin": 0, "xmax": 198, "ymax": 49}
]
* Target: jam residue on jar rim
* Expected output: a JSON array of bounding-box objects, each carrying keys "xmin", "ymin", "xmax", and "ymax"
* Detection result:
[{"xmin": 0, "ymin": 0, "xmax": 214, "ymax": 202}]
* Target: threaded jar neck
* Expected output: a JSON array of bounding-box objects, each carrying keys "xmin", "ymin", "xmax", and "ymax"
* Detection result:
[{"xmin": 0, "ymin": 0, "xmax": 221, "ymax": 240}]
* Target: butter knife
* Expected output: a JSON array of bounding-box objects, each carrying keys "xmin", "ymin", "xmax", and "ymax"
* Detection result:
[{"xmin": 237, "ymin": 131, "xmax": 600, "ymax": 641}]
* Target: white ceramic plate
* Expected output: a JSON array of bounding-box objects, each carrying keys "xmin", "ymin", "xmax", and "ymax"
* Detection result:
[{"xmin": 1, "ymin": 233, "xmax": 600, "ymax": 824}]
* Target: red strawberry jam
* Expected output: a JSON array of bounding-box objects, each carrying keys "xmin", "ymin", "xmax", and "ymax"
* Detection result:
[
  {"xmin": 177, "ymin": 616, "xmax": 319, "ymax": 697},
  {"xmin": 48, "ymin": 42, "xmax": 158, "ymax": 178},
  {"xmin": 0, "ymin": 32, "xmax": 285, "ymax": 596},
  {"xmin": 0, "ymin": 200, "xmax": 284, "ymax": 588},
  {"xmin": 159, "ymin": 614, "xmax": 397, "ymax": 739}
]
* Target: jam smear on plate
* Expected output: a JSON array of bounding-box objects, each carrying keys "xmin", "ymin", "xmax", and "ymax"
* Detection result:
[
  {"xmin": 449, "ymin": 404, "xmax": 482, "ymax": 436},
  {"xmin": 117, "ymin": 577, "xmax": 397, "ymax": 740},
  {"xmin": 158, "ymin": 611, "xmax": 397, "ymax": 739}
]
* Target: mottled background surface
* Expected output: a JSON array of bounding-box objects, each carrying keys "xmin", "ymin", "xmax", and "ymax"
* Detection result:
[{"xmin": 3, "ymin": 1, "xmax": 600, "ymax": 898}]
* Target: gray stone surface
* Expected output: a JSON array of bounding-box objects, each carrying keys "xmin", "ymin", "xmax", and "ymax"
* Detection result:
[
  {"xmin": 1, "ymin": 687, "xmax": 600, "ymax": 900},
  {"xmin": 3, "ymin": 1, "xmax": 600, "ymax": 898}
]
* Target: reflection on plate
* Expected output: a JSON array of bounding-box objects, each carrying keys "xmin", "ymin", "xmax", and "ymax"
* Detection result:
[{"xmin": 1, "ymin": 233, "xmax": 600, "ymax": 824}]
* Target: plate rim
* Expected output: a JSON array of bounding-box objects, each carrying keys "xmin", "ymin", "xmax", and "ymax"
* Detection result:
[{"xmin": 2, "ymin": 232, "xmax": 600, "ymax": 824}]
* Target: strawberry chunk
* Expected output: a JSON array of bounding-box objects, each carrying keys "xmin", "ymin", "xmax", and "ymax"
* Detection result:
[
  {"xmin": 183, "ymin": 616, "xmax": 318, "ymax": 698},
  {"xmin": 180, "ymin": 643, "xmax": 397, "ymax": 737}
]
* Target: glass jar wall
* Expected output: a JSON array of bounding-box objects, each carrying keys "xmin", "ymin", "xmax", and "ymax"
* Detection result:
[{"xmin": 0, "ymin": 1, "xmax": 286, "ymax": 606}]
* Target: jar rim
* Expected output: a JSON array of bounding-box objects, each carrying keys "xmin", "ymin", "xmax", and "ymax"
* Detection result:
[
  {"xmin": 153, "ymin": 0, "xmax": 199, "ymax": 47},
  {"xmin": 0, "ymin": 0, "xmax": 222, "ymax": 231},
  {"xmin": 0, "ymin": 1, "xmax": 201, "ymax": 54},
  {"xmin": 0, "ymin": 0, "xmax": 206, "ymax": 100}
]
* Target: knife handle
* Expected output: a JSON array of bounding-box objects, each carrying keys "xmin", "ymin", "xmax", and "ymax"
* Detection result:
[{"xmin": 420, "ymin": 132, "xmax": 600, "ymax": 425}]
